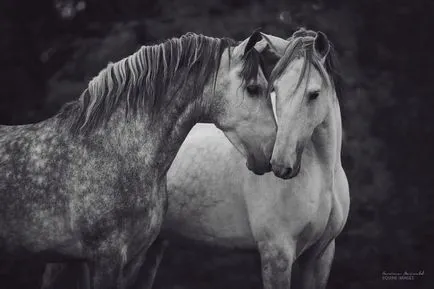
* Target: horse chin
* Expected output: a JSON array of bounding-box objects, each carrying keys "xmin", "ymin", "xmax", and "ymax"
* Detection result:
[
  {"xmin": 252, "ymin": 168, "xmax": 266, "ymax": 176},
  {"xmin": 246, "ymin": 160, "xmax": 271, "ymax": 175}
]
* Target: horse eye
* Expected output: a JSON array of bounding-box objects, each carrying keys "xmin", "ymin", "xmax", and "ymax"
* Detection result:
[
  {"xmin": 308, "ymin": 91, "xmax": 320, "ymax": 101},
  {"xmin": 246, "ymin": 84, "xmax": 261, "ymax": 96}
]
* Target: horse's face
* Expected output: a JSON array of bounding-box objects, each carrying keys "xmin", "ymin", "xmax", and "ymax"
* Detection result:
[
  {"xmin": 211, "ymin": 32, "xmax": 277, "ymax": 175},
  {"xmin": 270, "ymin": 32, "xmax": 332, "ymax": 179}
]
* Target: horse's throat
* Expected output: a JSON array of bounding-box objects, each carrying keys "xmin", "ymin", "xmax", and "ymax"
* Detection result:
[
  {"xmin": 311, "ymin": 109, "xmax": 340, "ymax": 172},
  {"xmin": 97, "ymin": 95, "xmax": 203, "ymax": 178},
  {"xmin": 157, "ymin": 101, "xmax": 202, "ymax": 174}
]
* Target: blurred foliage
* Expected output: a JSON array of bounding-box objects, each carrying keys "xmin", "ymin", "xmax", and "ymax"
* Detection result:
[{"xmin": 0, "ymin": 0, "xmax": 433, "ymax": 288}]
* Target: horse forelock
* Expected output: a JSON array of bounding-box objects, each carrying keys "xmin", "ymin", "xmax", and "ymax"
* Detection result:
[
  {"xmin": 240, "ymin": 46, "xmax": 267, "ymax": 84},
  {"xmin": 61, "ymin": 33, "xmax": 263, "ymax": 135},
  {"xmin": 268, "ymin": 29, "xmax": 342, "ymax": 100}
]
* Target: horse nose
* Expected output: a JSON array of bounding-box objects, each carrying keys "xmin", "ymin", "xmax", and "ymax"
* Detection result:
[{"xmin": 271, "ymin": 163, "xmax": 293, "ymax": 179}]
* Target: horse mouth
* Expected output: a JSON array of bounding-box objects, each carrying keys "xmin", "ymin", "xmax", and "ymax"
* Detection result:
[
  {"xmin": 246, "ymin": 161, "xmax": 272, "ymax": 175},
  {"xmin": 271, "ymin": 160, "xmax": 301, "ymax": 179},
  {"xmin": 281, "ymin": 162, "xmax": 301, "ymax": 179},
  {"xmin": 252, "ymin": 169, "xmax": 266, "ymax": 176}
]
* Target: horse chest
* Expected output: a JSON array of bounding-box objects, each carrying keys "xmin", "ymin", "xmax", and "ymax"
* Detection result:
[
  {"xmin": 296, "ymin": 195, "xmax": 331, "ymax": 242},
  {"xmin": 297, "ymin": 167, "xmax": 349, "ymax": 250},
  {"xmin": 282, "ymin": 164, "xmax": 333, "ymax": 243}
]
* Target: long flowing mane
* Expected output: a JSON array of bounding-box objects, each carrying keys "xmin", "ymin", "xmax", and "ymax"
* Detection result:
[
  {"xmin": 59, "ymin": 32, "xmax": 264, "ymax": 134},
  {"xmin": 269, "ymin": 28, "xmax": 342, "ymax": 100}
]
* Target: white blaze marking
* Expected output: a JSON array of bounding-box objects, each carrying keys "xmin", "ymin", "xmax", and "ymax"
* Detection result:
[{"xmin": 271, "ymin": 91, "xmax": 278, "ymax": 121}]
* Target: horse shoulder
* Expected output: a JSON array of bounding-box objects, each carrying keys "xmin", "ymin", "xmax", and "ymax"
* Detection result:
[
  {"xmin": 331, "ymin": 165, "xmax": 350, "ymax": 234},
  {"xmin": 0, "ymin": 121, "xmax": 87, "ymax": 256}
]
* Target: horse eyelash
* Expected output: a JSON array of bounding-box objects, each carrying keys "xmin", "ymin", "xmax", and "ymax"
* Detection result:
[{"xmin": 308, "ymin": 90, "xmax": 320, "ymax": 101}]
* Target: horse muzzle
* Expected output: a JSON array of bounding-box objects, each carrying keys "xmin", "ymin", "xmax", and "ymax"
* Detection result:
[{"xmin": 271, "ymin": 160, "xmax": 301, "ymax": 179}]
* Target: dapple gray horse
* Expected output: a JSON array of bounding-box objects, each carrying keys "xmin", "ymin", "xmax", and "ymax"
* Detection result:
[{"xmin": 0, "ymin": 31, "xmax": 278, "ymax": 289}]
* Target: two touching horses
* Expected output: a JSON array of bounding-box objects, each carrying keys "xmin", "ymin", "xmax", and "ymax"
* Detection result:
[{"xmin": 1, "ymin": 29, "xmax": 349, "ymax": 289}]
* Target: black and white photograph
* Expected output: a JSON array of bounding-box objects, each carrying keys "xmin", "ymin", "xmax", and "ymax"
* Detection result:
[{"xmin": 0, "ymin": 0, "xmax": 432, "ymax": 288}]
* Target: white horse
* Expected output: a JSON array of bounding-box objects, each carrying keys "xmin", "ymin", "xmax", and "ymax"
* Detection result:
[{"xmin": 161, "ymin": 29, "xmax": 350, "ymax": 289}]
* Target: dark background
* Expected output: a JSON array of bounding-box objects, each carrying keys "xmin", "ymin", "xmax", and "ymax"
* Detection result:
[{"xmin": 0, "ymin": 0, "xmax": 433, "ymax": 288}]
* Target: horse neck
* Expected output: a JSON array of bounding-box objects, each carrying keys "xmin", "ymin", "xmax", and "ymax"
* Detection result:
[
  {"xmin": 94, "ymin": 82, "xmax": 207, "ymax": 179},
  {"xmin": 149, "ymin": 88, "xmax": 206, "ymax": 175},
  {"xmin": 311, "ymin": 93, "xmax": 343, "ymax": 173}
]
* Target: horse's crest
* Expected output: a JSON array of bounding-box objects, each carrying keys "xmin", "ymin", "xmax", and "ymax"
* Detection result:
[{"xmin": 58, "ymin": 33, "xmax": 267, "ymax": 135}]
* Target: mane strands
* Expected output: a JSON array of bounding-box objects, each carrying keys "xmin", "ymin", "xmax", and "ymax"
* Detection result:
[
  {"xmin": 268, "ymin": 28, "xmax": 342, "ymax": 100},
  {"xmin": 58, "ymin": 32, "xmax": 265, "ymax": 135}
]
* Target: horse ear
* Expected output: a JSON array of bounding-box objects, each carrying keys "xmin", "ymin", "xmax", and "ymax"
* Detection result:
[
  {"xmin": 257, "ymin": 33, "xmax": 289, "ymax": 57},
  {"xmin": 314, "ymin": 31, "xmax": 330, "ymax": 62},
  {"xmin": 244, "ymin": 30, "xmax": 263, "ymax": 54},
  {"xmin": 233, "ymin": 30, "xmax": 262, "ymax": 57}
]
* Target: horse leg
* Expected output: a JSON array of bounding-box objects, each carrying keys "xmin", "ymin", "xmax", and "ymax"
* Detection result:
[
  {"xmin": 296, "ymin": 240, "xmax": 335, "ymax": 289},
  {"xmin": 41, "ymin": 263, "xmax": 69, "ymax": 289},
  {"xmin": 80, "ymin": 262, "xmax": 91, "ymax": 289},
  {"xmin": 42, "ymin": 262, "xmax": 90, "ymax": 289},
  {"xmin": 1, "ymin": 260, "xmax": 45, "ymax": 289},
  {"xmin": 257, "ymin": 236, "xmax": 296, "ymax": 289},
  {"xmin": 127, "ymin": 237, "xmax": 169, "ymax": 289},
  {"xmin": 85, "ymin": 257, "xmax": 125, "ymax": 289}
]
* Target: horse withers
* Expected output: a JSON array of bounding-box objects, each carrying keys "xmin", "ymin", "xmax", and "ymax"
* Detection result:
[
  {"xmin": 156, "ymin": 29, "xmax": 350, "ymax": 289},
  {"xmin": 0, "ymin": 31, "xmax": 277, "ymax": 289}
]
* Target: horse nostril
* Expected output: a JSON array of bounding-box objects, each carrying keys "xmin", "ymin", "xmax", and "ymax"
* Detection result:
[
  {"xmin": 271, "ymin": 164, "xmax": 293, "ymax": 179},
  {"xmin": 283, "ymin": 167, "xmax": 292, "ymax": 177}
]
